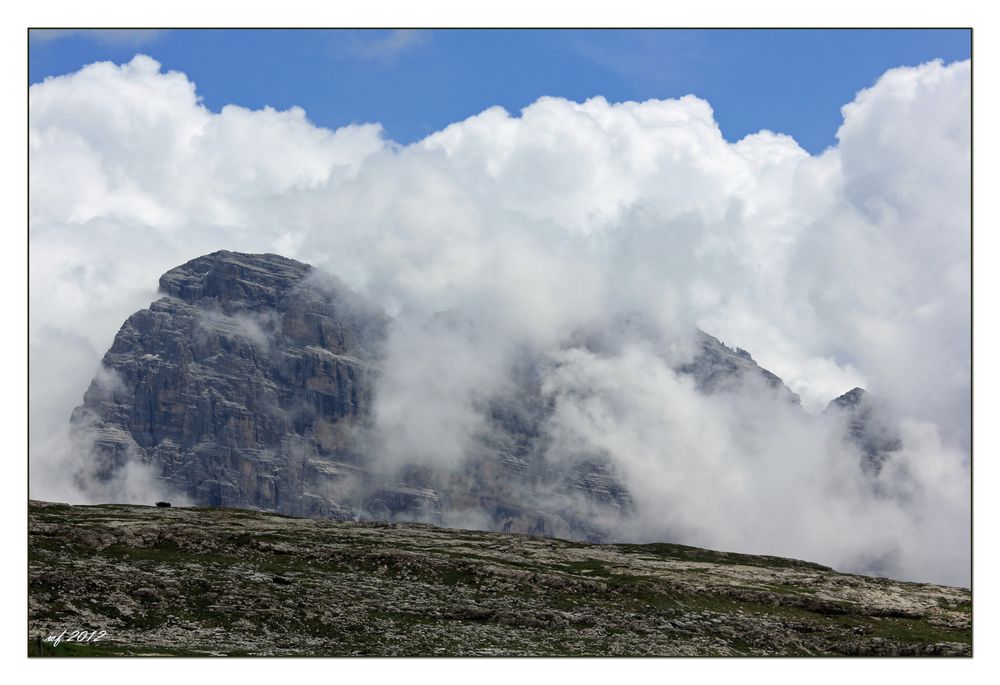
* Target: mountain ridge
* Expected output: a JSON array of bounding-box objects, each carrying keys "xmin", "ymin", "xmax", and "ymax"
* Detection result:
[{"xmin": 70, "ymin": 250, "xmax": 895, "ymax": 544}]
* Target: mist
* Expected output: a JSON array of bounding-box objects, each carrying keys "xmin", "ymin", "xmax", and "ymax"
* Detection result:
[{"xmin": 28, "ymin": 55, "xmax": 970, "ymax": 586}]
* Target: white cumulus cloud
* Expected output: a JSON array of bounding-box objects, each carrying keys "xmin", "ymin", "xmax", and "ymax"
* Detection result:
[{"xmin": 28, "ymin": 55, "xmax": 970, "ymax": 586}]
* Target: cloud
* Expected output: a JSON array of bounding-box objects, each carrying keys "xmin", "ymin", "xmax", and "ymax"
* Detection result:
[
  {"xmin": 570, "ymin": 30, "xmax": 711, "ymax": 90},
  {"xmin": 30, "ymin": 29, "xmax": 168, "ymax": 47},
  {"xmin": 331, "ymin": 29, "xmax": 428, "ymax": 64},
  {"xmin": 28, "ymin": 55, "xmax": 970, "ymax": 586}
]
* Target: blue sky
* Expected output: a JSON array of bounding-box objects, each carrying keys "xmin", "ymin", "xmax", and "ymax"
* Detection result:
[{"xmin": 29, "ymin": 28, "xmax": 970, "ymax": 154}]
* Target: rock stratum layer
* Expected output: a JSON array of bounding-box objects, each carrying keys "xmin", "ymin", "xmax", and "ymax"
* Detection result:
[
  {"xmin": 74, "ymin": 251, "xmax": 829, "ymax": 541},
  {"xmin": 28, "ymin": 501, "xmax": 971, "ymax": 657}
]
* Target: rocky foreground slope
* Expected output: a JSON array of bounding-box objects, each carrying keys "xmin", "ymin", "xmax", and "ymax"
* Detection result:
[{"xmin": 28, "ymin": 501, "xmax": 971, "ymax": 656}]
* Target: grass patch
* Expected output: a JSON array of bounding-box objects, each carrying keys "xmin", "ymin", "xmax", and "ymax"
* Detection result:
[
  {"xmin": 614, "ymin": 542, "xmax": 832, "ymax": 571},
  {"xmin": 865, "ymin": 616, "xmax": 971, "ymax": 645},
  {"xmin": 562, "ymin": 559, "xmax": 612, "ymax": 576}
]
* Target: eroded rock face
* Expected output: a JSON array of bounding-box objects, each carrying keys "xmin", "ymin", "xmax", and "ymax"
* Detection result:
[
  {"xmin": 72, "ymin": 251, "xmax": 647, "ymax": 537},
  {"xmin": 825, "ymin": 387, "xmax": 902, "ymax": 475},
  {"xmin": 678, "ymin": 330, "xmax": 801, "ymax": 404},
  {"xmin": 71, "ymin": 250, "xmax": 882, "ymax": 539},
  {"xmin": 72, "ymin": 251, "xmax": 387, "ymax": 519}
]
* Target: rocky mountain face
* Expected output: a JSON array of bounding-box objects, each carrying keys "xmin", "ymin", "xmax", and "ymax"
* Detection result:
[
  {"xmin": 72, "ymin": 251, "xmax": 387, "ymax": 520},
  {"xmin": 28, "ymin": 501, "xmax": 971, "ymax": 656},
  {"xmin": 71, "ymin": 250, "xmax": 884, "ymax": 540},
  {"xmin": 825, "ymin": 387, "xmax": 903, "ymax": 475},
  {"xmin": 678, "ymin": 329, "xmax": 802, "ymax": 404}
]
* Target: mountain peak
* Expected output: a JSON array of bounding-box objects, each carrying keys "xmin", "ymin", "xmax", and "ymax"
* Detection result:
[
  {"xmin": 827, "ymin": 387, "xmax": 868, "ymax": 411},
  {"xmin": 825, "ymin": 387, "xmax": 901, "ymax": 475},
  {"xmin": 158, "ymin": 250, "xmax": 314, "ymax": 309},
  {"xmin": 678, "ymin": 330, "xmax": 802, "ymax": 404}
]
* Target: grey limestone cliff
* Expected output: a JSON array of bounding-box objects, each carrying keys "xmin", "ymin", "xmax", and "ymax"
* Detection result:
[
  {"xmin": 72, "ymin": 251, "xmax": 387, "ymax": 519},
  {"xmin": 71, "ymin": 250, "xmax": 878, "ymax": 540},
  {"xmin": 825, "ymin": 387, "xmax": 903, "ymax": 475},
  {"xmin": 678, "ymin": 329, "xmax": 802, "ymax": 404}
]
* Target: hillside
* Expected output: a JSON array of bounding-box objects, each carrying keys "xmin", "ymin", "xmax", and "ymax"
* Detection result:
[{"xmin": 28, "ymin": 500, "xmax": 971, "ymax": 656}]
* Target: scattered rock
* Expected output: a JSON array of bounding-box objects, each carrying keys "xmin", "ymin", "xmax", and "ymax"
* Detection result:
[{"xmin": 28, "ymin": 500, "xmax": 971, "ymax": 657}]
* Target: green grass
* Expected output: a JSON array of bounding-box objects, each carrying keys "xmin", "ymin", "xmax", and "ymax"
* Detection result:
[
  {"xmin": 561, "ymin": 558, "xmax": 613, "ymax": 576},
  {"xmin": 614, "ymin": 542, "xmax": 833, "ymax": 571},
  {"xmin": 865, "ymin": 616, "xmax": 971, "ymax": 644},
  {"xmin": 28, "ymin": 502, "xmax": 971, "ymax": 656}
]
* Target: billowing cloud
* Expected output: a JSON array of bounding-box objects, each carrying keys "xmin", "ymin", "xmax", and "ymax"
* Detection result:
[{"xmin": 28, "ymin": 55, "xmax": 970, "ymax": 585}]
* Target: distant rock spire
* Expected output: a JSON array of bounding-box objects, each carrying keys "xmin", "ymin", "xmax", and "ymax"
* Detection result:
[{"xmin": 825, "ymin": 387, "xmax": 902, "ymax": 475}]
